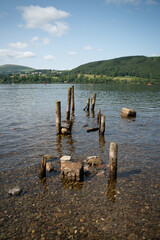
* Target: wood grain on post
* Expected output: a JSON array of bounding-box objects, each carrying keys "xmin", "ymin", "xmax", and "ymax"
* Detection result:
[
  {"xmin": 87, "ymin": 98, "xmax": 90, "ymax": 111},
  {"xmin": 71, "ymin": 85, "xmax": 75, "ymax": 113},
  {"xmin": 100, "ymin": 114, "xmax": 105, "ymax": 135},
  {"xmin": 66, "ymin": 87, "xmax": 71, "ymax": 120},
  {"xmin": 109, "ymin": 142, "xmax": 118, "ymax": 180},
  {"xmin": 91, "ymin": 93, "xmax": 96, "ymax": 111},
  {"xmin": 56, "ymin": 101, "xmax": 61, "ymax": 135},
  {"xmin": 97, "ymin": 108, "xmax": 101, "ymax": 124}
]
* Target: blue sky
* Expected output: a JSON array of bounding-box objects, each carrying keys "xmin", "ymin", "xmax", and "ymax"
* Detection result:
[{"xmin": 0, "ymin": 0, "xmax": 160, "ymax": 70}]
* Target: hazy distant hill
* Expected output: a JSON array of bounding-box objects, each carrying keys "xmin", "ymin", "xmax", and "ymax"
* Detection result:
[
  {"xmin": 0, "ymin": 64, "xmax": 35, "ymax": 73},
  {"xmin": 71, "ymin": 56, "xmax": 160, "ymax": 80}
]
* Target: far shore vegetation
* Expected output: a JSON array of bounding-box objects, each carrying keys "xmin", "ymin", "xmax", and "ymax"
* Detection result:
[{"xmin": 0, "ymin": 56, "xmax": 160, "ymax": 84}]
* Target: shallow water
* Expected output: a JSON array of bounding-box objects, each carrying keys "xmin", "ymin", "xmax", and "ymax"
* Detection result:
[{"xmin": 0, "ymin": 83, "xmax": 160, "ymax": 239}]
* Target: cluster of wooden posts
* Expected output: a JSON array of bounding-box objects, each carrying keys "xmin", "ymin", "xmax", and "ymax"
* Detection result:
[
  {"xmin": 54, "ymin": 86, "xmax": 120, "ymax": 183},
  {"xmin": 56, "ymin": 85, "xmax": 75, "ymax": 135},
  {"xmin": 83, "ymin": 93, "xmax": 105, "ymax": 135},
  {"xmin": 54, "ymin": 86, "xmax": 137, "ymax": 183}
]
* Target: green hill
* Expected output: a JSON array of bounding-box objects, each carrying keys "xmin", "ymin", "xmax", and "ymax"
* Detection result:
[
  {"xmin": 71, "ymin": 56, "xmax": 160, "ymax": 80},
  {"xmin": 0, "ymin": 64, "xmax": 35, "ymax": 73}
]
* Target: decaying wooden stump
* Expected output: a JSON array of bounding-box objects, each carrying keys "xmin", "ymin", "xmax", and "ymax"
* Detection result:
[
  {"xmin": 71, "ymin": 85, "xmax": 75, "ymax": 113},
  {"xmin": 121, "ymin": 108, "xmax": 136, "ymax": 118},
  {"xmin": 87, "ymin": 98, "xmax": 90, "ymax": 111},
  {"xmin": 86, "ymin": 127, "xmax": 99, "ymax": 132},
  {"xmin": 97, "ymin": 108, "xmax": 101, "ymax": 124},
  {"xmin": 99, "ymin": 114, "xmax": 105, "ymax": 135},
  {"xmin": 91, "ymin": 93, "xmax": 96, "ymax": 111},
  {"xmin": 38, "ymin": 156, "xmax": 46, "ymax": 180},
  {"xmin": 56, "ymin": 101, "xmax": 61, "ymax": 135},
  {"xmin": 61, "ymin": 161, "xmax": 84, "ymax": 181},
  {"xmin": 66, "ymin": 87, "xmax": 71, "ymax": 120},
  {"xmin": 109, "ymin": 142, "xmax": 118, "ymax": 180}
]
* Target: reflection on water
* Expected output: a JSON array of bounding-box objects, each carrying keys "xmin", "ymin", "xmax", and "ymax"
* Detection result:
[
  {"xmin": 56, "ymin": 134, "xmax": 75, "ymax": 159},
  {"xmin": 99, "ymin": 135, "xmax": 106, "ymax": 149},
  {"xmin": 39, "ymin": 176, "xmax": 48, "ymax": 193},
  {"xmin": 61, "ymin": 178, "xmax": 84, "ymax": 191},
  {"xmin": 0, "ymin": 84, "xmax": 160, "ymax": 239},
  {"xmin": 0, "ymin": 83, "xmax": 160, "ymax": 172},
  {"xmin": 107, "ymin": 178, "xmax": 117, "ymax": 203}
]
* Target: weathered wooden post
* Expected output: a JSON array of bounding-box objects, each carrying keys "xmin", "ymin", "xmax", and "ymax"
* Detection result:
[
  {"xmin": 91, "ymin": 93, "xmax": 96, "ymax": 111},
  {"xmin": 97, "ymin": 108, "xmax": 101, "ymax": 124},
  {"xmin": 66, "ymin": 87, "xmax": 71, "ymax": 120},
  {"xmin": 99, "ymin": 114, "xmax": 105, "ymax": 135},
  {"xmin": 87, "ymin": 98, "xmax": 90, "ymax": 111},
  {"xmin": 56, "ymin": 101, "xmax": 61, "ymax": 135},
  {"xmin": 38, "ymin": 156, "xmax": 46, "ymax": 180},
  {"xmin": 71, "ymin": 85, "xmax": 75, "ymax": 113},
  {"xmin": 109, "ymin": 142, "xmax": 118, "ymax": 180}
]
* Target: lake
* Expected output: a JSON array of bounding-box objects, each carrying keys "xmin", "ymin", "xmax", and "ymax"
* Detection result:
[{"xmin": 0, "ymin": 83, "xmax": 160, "ymax": 239}]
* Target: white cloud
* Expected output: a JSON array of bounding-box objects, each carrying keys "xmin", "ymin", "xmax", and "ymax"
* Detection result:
[
  {"xmin": 105, "ymin": 0, "xmax": 159, "ymax": 5},
  {"xmin": 17, "ymin": 5, "xmax": 70, "ymax": 37},
  {"xmin": 84, "ymin": 45, "xmax": 92, "ymax": 51},
  {"xmin": 42, "ymin": 38, "xmax": 50, "ymax": 45},
  {"xmin": 8, "ymin": 42, "xmax": 28, "ymax": 49},
  {"xmin": 31, "ymin": 37, "xmax": 51, "ymax": 46},
  {"xmin": 44, "ymin": 55, "xmax": 56, "ymax": 60},
  {"xmin": 31, "ymin": 36, "xmax": 39, "ymax": 43},
  {"xmin": 98, "ymin": 48, "xmax": 103, "ymax": 52},
  {"xmin": 0, "ymin": 49, "xmax": 36, "ymax": 59},
  {"xmin": 68, "ymin": 51, "xmax": 77, "ymax": 55}
]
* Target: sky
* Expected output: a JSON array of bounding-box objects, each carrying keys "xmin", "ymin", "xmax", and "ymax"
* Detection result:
[{"xmin": 0, "ymin": 0, "xmax": 160, "ymax": 70}]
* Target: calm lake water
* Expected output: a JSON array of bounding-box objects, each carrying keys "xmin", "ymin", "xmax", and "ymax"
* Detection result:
[
  {"xmin": 0, "ymin": 83, "xmax": 160, "ymax": 239},
  {"xmin": 0, "ymin": 83, "xmax": 160, "ymax": 171}
]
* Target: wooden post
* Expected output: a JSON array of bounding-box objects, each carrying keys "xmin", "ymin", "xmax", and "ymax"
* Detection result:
[
  {"xmin": 91, "ymin": 93, "xmax": 96, "ymax": 111},
  {"xmin": 38, "ymin": 156, "xmax": 46, "ymax": 180},
  {"xmin": 87, "ymin": 98, "xmax": 90, "ymax": 111},
  {"xmin": 99, "ymin": 114, "xmax": 105, "ymax": 135},
  {"xmin": 71, "ymin": 85, "xmax": 75, "ymax": 113},
  {"xmin": 56, "ymin": 101, "xmax": 61, "ymax": 135},
  {"xmin": 109, "ymin": 142, "xmax": 118, "ymax": 180},
  {"xmin": 66, "ymin": 87, "xmax": 71, "ymax": 120},
  {"xmin": 97, "ymin": 108, "xmax": 101, "ymax": 124}
]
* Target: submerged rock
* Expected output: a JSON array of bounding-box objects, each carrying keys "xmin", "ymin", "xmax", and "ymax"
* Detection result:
[
  {"xmin": 96, "ymin": 170, "xmax": 105, "ymax": 177},
  {"xmin": 60, "ymin": 156, "xmax": 72, "ymax": 162},
  {"xmin": 46, "ymin": 162, "xmax": 54, "ymax": 172},
  {"xmin": 86, "ymin": 156, "xmax": 103, "ymax": 167},
  {"xmin": 8, "ymin": 187, "xmax": 22, "ymax": 196}
]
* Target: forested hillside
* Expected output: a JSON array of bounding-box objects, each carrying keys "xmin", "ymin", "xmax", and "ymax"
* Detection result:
[
  {"xmin": 0, "ymin": 56, "xmax": 160, "ymax": 84},
  {"xmin": 71, "ymin": 56, "xmax": 160, "ymax": 79},
  {"xmin": 0, "ymin": 64, "xmax": 34, "ymax": 73}
]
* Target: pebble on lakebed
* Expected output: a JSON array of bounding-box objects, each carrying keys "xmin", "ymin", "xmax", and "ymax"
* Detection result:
[
  {"xmin": 85, "ymin": 156, "xmax": 103, "ymax": 167},
  {"xmin": 8, "ymin": 187, "xmax": 22, "ymax": 196},
  {"xmin": 46, "ymin": 162, "xmax": 54, "ymax": 172}
]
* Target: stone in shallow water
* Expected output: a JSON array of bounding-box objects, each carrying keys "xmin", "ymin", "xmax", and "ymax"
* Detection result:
[
  {"xmin": 61, "ymin": 161, "xmax": 84, "ymax": 181},
  {"xmin": 8, "ymin": 187, "xmax": 22, "ymax": 196},
  {"xmin": 86, "ymin": 156, "xmax": 103, "ymax": 167},
  {"xmin": 60, "ymin": 156, "xmax": 72, "ymax": 162},
  {"xmin": 96, "ymin": 170, "xmax": 105, "ymax": 177},
  {"xmin": 46, "ymin": 162, "xmax": 54, "ymax": 172}
]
